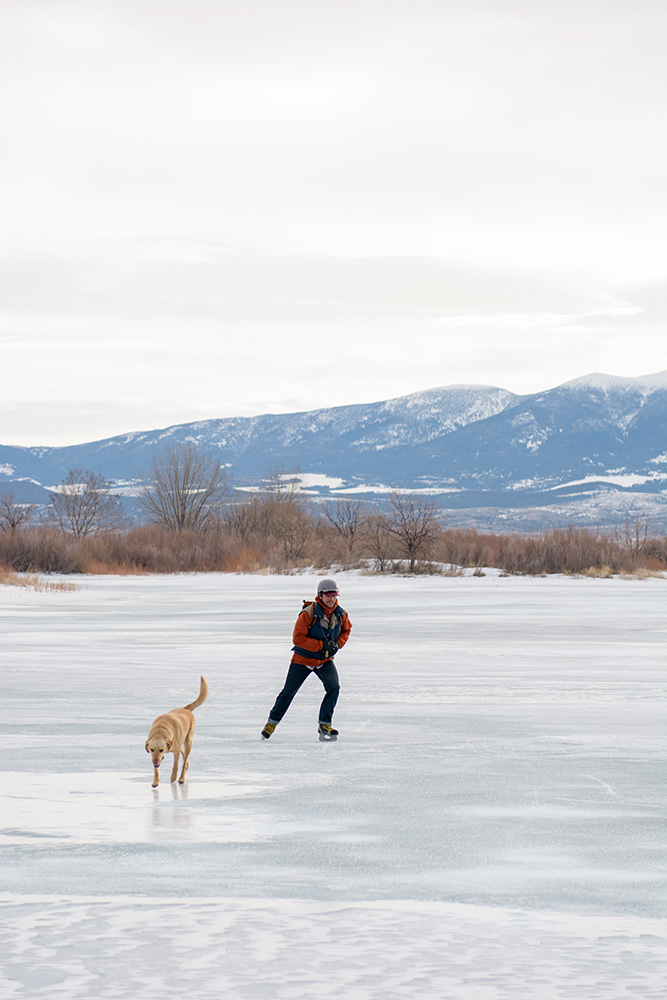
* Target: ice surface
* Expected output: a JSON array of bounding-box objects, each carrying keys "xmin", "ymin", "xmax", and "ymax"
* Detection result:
[{"xmin": 1, "ymin": 571, "xmax": 665, "ymax": 999}]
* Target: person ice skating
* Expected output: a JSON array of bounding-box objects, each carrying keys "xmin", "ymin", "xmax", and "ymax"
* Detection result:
[{"xmin": 261, "ymin": 578, "xmax": 352, "ymax": 742}]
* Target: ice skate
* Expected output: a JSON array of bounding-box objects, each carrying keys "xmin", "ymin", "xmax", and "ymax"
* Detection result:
[{"xmin": 318, "ymin": 723, "xmax": 338, "ymax": 741}]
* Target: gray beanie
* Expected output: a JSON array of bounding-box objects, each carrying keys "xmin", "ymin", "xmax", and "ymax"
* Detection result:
[{"xmin": 317, "ymin": 578, "xmax": 339, "ymax": 593}]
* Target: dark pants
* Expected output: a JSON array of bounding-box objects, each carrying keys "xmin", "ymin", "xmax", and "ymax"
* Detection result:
[{"xmin": 269, "ymin": 661, "xmax": 340, "ymax": 725}]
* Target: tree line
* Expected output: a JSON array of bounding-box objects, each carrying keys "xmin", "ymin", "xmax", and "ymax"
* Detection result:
[
  {"xmin": 0, "ymin": 445, "xmax": 444, "ymax": 568},
  {"xmin": 1, "ymin": 443, "xmax": 666, "ymax": 577}
]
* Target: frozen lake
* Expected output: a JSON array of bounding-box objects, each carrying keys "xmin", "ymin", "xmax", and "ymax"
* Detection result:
[{"xmin": 1, "ymin": 571, "xmax": 665, "ymax": 999}]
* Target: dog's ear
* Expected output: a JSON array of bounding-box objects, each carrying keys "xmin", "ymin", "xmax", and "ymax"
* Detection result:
[
  {"xmin": 145, "ymin": 742, "xmax": 150, "ymax": 752},
  {"xmin": 166, "ymin": 740, "xmax": 173, "ymax": 751}
]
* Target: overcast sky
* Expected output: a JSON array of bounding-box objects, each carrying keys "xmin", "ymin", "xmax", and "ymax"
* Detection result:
[{"xmin": 1, "ymin": 0, "xmax": 666, "ymax": 446}]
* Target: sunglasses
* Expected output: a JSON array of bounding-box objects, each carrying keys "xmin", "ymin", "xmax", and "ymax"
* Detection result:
[{"xmin": 321, "ymin": 591, "xmax": 339, "ymax": 596}]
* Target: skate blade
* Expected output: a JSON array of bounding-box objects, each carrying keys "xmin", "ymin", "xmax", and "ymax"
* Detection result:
[{"xmin": 318, "ymin": 734, "xmax": 338, "ymax": 741}]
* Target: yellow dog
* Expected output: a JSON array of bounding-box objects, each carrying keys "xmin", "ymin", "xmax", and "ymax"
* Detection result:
[{"xmin": 145, "ymin": 676, "xmax": 208, "ymax": 787}]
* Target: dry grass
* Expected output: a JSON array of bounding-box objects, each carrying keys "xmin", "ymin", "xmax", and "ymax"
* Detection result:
[
  {"xmin": 0, "ymin": 568, "xmax": 79, "ymax": 592},
  {"xmin": 39, "ymin": 579, "xmax": 80, "ymax": 593},
  {"xmin": 620, "ymin": 567, "xmax": 666, "ymax": 580},
  {"xmin": 581, "ymin": 565, "xmax": 615, "ymax": 579}
]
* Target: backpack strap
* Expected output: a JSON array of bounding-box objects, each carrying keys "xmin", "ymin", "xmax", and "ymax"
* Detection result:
[{"xmin": 300, "ymin": 600, "xmax": 344, "ymax": 624}]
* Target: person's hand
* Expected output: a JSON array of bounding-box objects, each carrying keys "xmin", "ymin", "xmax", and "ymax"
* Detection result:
[{"xmin": 321, "ymin": 639, "xmax": 338, "ymax": 658}]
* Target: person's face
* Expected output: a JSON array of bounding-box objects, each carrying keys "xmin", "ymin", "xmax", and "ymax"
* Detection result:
[{"xmin": 320, "ymin": 590, "xmax": 338, "ymax": 608}]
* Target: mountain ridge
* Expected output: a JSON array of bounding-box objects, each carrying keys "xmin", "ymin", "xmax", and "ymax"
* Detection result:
[{"xmin": 1, "ymin": 372, "xmax": 665, "ymax": 531}]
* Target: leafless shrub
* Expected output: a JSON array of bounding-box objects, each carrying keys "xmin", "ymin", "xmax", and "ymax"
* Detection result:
[
  {"xmin": 495, "ymin": 526, "xmax": 651, "ymax": 576},
  {"xmin": 0, "ymin": 503, "xmax": 664, "ymax": 579},
  {"xmin": 438, "ymin": 528, "xmax": 488, "ymax": 571},
  {"xmin": 0, "ymin": 526, "xmax": 86, "ymax": 573},
  {"xmin": 616, "ymin": 518, "xmax": 652, "ymax": 556},
  {"xmin": 235, "ymin": 467, "xmax": 314, "ymax": 568},
  {"xmin": 252, "ymin": 497, "xmax": 313, "ymax": 567},
  {"xmin": 385, "ymin": 559, "xmax": 444, "ymax": 575},
  {"xmin": 86, "ymin": 525, "xmax": 244, "ymax": 573},
  {"xmin": 433, "ymin": 525, "xmax": 667, "ymax": 577}
]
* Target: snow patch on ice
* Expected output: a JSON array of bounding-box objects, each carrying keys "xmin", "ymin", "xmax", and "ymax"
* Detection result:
[{"xmin": 1, "ymin": 895, "xmax": 664, "ymax": 1000}]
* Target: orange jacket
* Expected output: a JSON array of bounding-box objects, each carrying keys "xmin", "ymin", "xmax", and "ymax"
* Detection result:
[{"xmin": 290, "ymin": 597, "xmax": 352, "ymax": 668}]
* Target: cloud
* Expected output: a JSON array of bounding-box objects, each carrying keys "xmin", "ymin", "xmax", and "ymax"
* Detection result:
[
  {"xmin": 0, "ymin": 243, "xmax": 632, "ymax": 318},
  {"xmin": 2, "ymin": 0, "xmax": 666, "ymax": 278},
  {"xmin": 1, "ymin": 0, "xmax": 665, "ymax": 445},
  {"xmin": 0, "ymin": 244, "xmax": 661, "ymax": 446}
]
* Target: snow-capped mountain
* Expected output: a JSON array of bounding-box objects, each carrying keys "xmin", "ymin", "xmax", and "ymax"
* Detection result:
[{"xmin": 1, "ymin": 373, "xmax": 665, "ymax": 530}]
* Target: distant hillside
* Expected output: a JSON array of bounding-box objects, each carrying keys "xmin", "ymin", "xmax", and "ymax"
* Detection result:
[{"xmin": 1, "ymin": 373, "xmax": 665, "ymax": 531}]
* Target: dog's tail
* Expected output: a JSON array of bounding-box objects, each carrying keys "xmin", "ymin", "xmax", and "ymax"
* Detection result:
[{"xmin": 183, "ymin": 675, "xmax": 208, "ymax": 712}]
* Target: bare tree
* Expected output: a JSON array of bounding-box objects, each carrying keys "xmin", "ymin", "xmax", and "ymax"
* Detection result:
[
  {"xmin": 225, "ymin": 495, "xmax": 260, "ymax": 540},
  {"xmin": 47, "ymin": 469, "xmax": 124, "ymax": 537},
  {"xmin": 385, "ymin": 492, "xmax": 441, "ymax": 571},
  {"xmin": 322, "ymin": 497, "xmax": 366, "ymax": 557},
  {"xmin": 363, "ymin": 510, "xmax": 393, "ymax": 571},
  {"xmin": 0, "ymin": 492, "xmax": 36, "ymax": 532},
  {"xmin": 260, "ymin": 464, "xmax": 307, "ymax": 506},
  {"xmin": 139, "ymin": 443, "xmax": 233, "ymax": 531}
]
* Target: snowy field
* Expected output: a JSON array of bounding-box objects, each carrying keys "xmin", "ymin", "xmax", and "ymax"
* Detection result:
[{"xmin": 1, "ymin": 570, "xmax": 665, "ymax": 999}]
